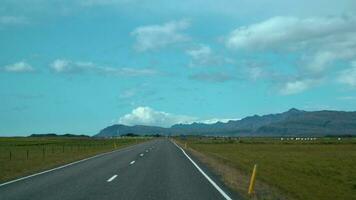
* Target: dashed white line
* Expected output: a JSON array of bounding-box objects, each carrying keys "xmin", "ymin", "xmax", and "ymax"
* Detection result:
[
  {"xmin": 107, "ymin": 175, "xmax": 118, "ymax": 182},
  {"xmin": 130, "ymin": 160, "xmax": 136, "ymax": 165},
  {"xmin": 140, "ymin": 153, "xmax": 144, "ymax": 157},
  {"xmin": 145, "ymin": 150, "xmax": 149, "ymax": 152},
  {"xmin": 171, "ymin": 140, "xmax": 233, "ymax": 200}
]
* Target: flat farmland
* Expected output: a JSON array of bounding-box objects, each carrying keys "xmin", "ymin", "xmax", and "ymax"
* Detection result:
[
  {"xmin": 179, "ymin": 137, "xmax": 356, "ymax": 200},
  {"xmin": 0, "ymin": 137, "xmax": 148, "ymax": 183}
]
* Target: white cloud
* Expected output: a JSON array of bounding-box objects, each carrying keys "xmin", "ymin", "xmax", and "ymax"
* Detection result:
[
  {"xmin": 118, "ymin": 106, "xmax": 197, "ymax": 127},
  {"xmin": 187, "ymin": 45, "xmax": 212, "ymax": 57},
  {"xmin": 51, "ymin": 59, "xmax": 68, "ymax": 72},
  {"xmin": 236, "ymin": 60, "xmax": 274, "ymax": 81},
  {"xmin": 2, "ymin": 62, "xmax": 34, "ymax": 73},
  {"xmin": 279, "ymin": 79, "xmax": 315, "ymax": 95},
  {"xmin": 225, "ymin": 15, "xmax": 356, "ymax": 94},
  {"xmin": 50, "ymin": 59, "xmax": 89, "ymax": 73},
  {"xmin": 131, "ymin": 19, "xmax": 190, "ymax": 52},
  {"xmin": 338, "ymin": 61, "xmax": 356, "ymax": 87},
  {"xmin": 246, "ymin": 66, "xmax": 265, "ymax": 81},
  {"xmin": 50, "ymin": 59, "xmax": 158, "ymax": 76},
  {"xmin": 303, "ymin": 35, "xmax": 356, "ymax": 73},
  {"xmin": 225, "ymin": 16, "xmax": 356, "ymax": 51},
  {"xmin": 186, "ymin": 44, "xmax": 212, "ymax": 65},
  {"xmin": 185, "ymin": 44, "xmax": 230, "ymax": 67},
  {"xmin": 226, "ymin": 15, "xmax": 356, "ymax": 73},
  {"xmin": 118, "ymin": 106, "xmax": 239, "ymax": 127}
]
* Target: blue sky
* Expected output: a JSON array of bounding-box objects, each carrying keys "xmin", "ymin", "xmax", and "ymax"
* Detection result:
[{"xmin": 1, "ymin": 0, "xmax": 356, "ymax": 136}]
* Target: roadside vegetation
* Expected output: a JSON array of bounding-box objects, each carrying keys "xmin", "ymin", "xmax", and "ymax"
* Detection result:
[
  {"xmin": 177, "ymin": 136, "xmax": 356, "ymax": 200},
  {"xmin": 0, "ymin": 136, "xmax": 149, "ymax": 183}
]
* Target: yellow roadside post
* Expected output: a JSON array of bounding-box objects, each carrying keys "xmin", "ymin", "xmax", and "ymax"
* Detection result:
[{"xmin": 248, "ymin": 164, "xmax": 257, "ymax": 196}]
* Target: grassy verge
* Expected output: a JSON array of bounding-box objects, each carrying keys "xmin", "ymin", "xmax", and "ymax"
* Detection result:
[
  {"xmin": 176, "ymin": 137, "xmax": 356, "ymax": 200},
  {"xmin": 0, "ymin": 137, "xmax": 149, "ymax": 183}
]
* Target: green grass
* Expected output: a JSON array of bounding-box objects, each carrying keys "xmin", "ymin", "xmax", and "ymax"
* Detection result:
[
  {"xmin": 0, "ymin": 137, "xmax": 149, "ymax": 183},
  {"xmin": 180, "ymin": 137, "xmax": 356, "ymax": 200}
]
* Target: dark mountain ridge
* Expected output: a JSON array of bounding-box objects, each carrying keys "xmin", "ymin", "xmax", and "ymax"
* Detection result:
[{"xmin": 95, "ymin": 108, "xmax": 356, "ymax": 137}]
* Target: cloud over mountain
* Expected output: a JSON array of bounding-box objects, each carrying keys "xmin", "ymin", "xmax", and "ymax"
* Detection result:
[{"xmin": 118, "ymin": 106, "xmax": 197, "ymax": 127}]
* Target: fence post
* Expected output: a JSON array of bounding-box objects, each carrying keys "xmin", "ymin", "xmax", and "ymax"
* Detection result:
[
  {"xmin": 9, "ymin": 150, "xmax": 12, "ymax": 161},
  {"xmin": 27, "ymin": 149, "xmax": 29, "ymax": 160},
  {"xmin": 248, "ymin": 164, "xmax": 258, "ymax": 196},
  {"xmin": 42, "ymin": 147, "xmax": 45, "ymax": 159},
  {"xmin": 62, "ymin": 145, "xmax": 64, "ymax": 153}
]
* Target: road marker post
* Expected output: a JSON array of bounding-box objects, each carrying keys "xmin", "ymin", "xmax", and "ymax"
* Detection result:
[
  {"xmin": 248, "ymin": 164, "xmax": 257, "ymax": 196},
  {"xmin": 185, "ymin": 142, "xmax": 187, "ymax": 148},
  {"xmin": 42, "ymin": 147, "xmax": 45, "ymax": 159}
]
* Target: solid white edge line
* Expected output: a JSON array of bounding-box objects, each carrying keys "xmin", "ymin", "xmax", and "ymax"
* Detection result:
[
  {"xmin": 0, "ymin": 142, "xmax": 143, "ymax": 188},
  {"xmin": 107, "ymin": 174, "xmax": 118, "ymax": 182},
  {"xmin": 171, "ymin": 140, "xmax": 233, "ymax": 200}
]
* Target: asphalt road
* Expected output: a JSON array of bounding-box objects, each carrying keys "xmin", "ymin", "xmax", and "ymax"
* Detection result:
[{"xmin": 0, "ymin": 139, "xmax": 239, "ymax": 200}]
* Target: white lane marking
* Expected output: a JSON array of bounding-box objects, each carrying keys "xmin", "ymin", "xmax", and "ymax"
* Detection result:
[
  {"xmin": 107, "ymin": 175, "xmax": 118, "ymax": 182},
  {"xmin": 0, "ymin": 142, "xmax": 145, "ymax": 188},
  {"xmin": 145, "ymin": 150, "xmax": 148, "ymax": 152},
  {"xmin": 140, "ymin": 153, "xmax": 144, "ymax": 157},
  {"xmin": 130, "ymin": 160, "xmax": 136, "ymax": 165},
  {"xmin": 171, "ymin": 141, "xmax": 233, "ymax": 200}
]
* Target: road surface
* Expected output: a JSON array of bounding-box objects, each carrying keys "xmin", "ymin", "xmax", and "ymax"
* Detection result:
[{"xmin": 0, "ymin": 139, "xmax": 239, "ymax": 200}]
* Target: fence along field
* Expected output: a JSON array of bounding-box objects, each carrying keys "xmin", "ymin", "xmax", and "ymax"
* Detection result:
[
  {"xmin": 178, "ymin": 136, "xmax": 356, "ymax": 200},
  {"xmin": 0, "ymin": 137, "xmax": 147, "ymax": 183}
]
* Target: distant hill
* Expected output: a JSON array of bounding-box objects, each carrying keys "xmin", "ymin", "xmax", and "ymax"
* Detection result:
[
  {"xmin": 170, "ymin": 108, "xmax": 305, "ymax": 134},
  {"xmin": 257, "ymin": 110, "xmax": 356, "ymax": 136},
  {"xmin": 96, "ymin": 124, "xmax": 168, "ymax": 137},
  {"xmin": 95, "ymin": 109, "xmax": 356, "ymax": 137},
  {"xmin": 29, "ymin": 133, "xmax": 90, "ymax": 137}
]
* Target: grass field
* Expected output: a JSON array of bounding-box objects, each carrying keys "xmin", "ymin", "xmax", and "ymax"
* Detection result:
[
  {"xmin": 178, "ymin": 137, "xmax": 356, "ymax": 200},
  {"xmin": 0, "ymin": 137, "xmax": 149, "ymax": 183}
]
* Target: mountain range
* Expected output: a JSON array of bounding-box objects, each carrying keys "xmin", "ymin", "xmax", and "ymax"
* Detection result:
[{"xmin": 95, "ymin": 108, "xmax": 356, "ymax": 137}]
